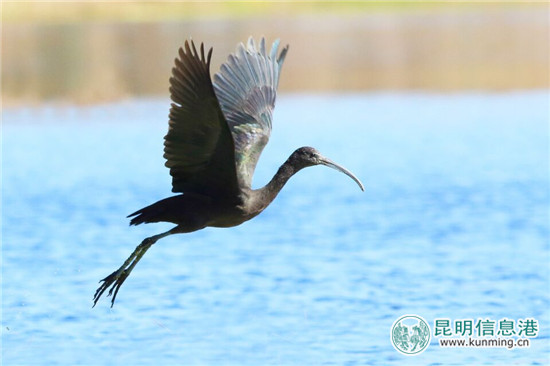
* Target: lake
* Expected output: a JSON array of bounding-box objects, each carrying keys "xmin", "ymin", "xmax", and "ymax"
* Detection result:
[{"xmin": 2, "ymin": 92, "xmax": 549, "ymax": 365}]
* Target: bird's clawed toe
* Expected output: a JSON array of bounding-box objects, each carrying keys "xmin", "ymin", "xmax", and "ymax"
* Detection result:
[
  {"xmin": 93, "ymin": 269, "xmax": 130, "ymax": 307},
  {"xmin": 92, "ymin": 239, "xmax": 156, "ymax": 307}
]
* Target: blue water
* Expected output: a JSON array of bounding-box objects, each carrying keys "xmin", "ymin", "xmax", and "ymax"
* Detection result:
[{"xmin": 2, "ymin": 92, "xmax": 549, "ymax": 365}]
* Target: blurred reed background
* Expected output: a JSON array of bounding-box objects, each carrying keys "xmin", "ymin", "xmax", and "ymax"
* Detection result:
[{"xmin": 2, "ymin": 1, "xmax": 548, "ymax": 105}]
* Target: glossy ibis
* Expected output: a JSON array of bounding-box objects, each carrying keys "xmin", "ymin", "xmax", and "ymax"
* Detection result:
[{"xmin": 93, "ymin": 37, "xmax": 364, "ymax": 307}]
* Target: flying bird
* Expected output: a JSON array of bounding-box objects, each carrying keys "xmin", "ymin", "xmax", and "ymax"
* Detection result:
[{"xmin": 93, "ymin": 37, "xmax": 364, "ymax": 307}]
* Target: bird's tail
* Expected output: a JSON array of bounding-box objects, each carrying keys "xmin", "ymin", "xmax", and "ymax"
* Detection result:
[
  {"xmin": 127, "ymin": 194, "xmax": 208, "ymax": 227},
  {"xmin": 127, "ymin": 195, "xmax": 190, "ymax": 226},
  {"xmin": 127, "ymin": 199, "xmax": 169, "ymax": 226},
  {"xmin": 127, "ymin": 207, "xmax": 152, "ymax": 226}
]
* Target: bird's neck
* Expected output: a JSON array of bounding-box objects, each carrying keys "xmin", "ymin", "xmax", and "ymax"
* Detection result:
[{"xmin": 250, "ymin": 159, "xmax": 299, "ymax": 213}]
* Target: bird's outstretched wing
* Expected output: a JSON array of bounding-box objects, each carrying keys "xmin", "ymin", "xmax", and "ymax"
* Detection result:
[
  {"xmin": 213, "ymin": 37, "xmax": 288, "ymax": 189},
  {"xmin": 164, "ymin": 40, "xmax": 240, "ymax": 198}
]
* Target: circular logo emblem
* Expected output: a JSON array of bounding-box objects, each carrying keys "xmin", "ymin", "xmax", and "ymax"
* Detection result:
[{"xmin": 391, "ymin": 314, "xmax": 431, "ymax": 355}]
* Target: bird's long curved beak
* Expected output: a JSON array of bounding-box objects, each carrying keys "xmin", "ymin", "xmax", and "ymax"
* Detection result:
[{"xmin": 320, "ymin": 157, "xmax": 364, "ymax": 191}]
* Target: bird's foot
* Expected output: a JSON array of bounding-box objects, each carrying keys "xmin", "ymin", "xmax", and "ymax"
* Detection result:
[
  {"xmin": 93, "ymin": 268, "xmax": 131, "ymax": 308},
  {"xmin": 93, "ymin": 240, "xmax": 150, "ymax": 307},
  {"xmin": 92, "ymin": 233, "xmax": 170, "ymax": 307}
]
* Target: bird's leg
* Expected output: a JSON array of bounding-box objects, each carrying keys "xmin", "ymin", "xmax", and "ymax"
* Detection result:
[{"xmin": 93, "ymin": 229, "xmax": 175, "ymax": 307}]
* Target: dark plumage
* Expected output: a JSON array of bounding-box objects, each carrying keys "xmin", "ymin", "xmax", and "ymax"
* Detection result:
[{"xmin": 93, "ymin": 37, "xmax": 363, "ymax": 307}]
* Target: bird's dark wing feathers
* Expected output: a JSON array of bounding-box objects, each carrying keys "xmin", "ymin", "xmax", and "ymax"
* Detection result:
[
  {"xmin": 164, "ymin": 40, "xmax": 240, "ymax": 198},
  {"xmin": 213, "ymin": 37, "xmax": 288, "ymax": 189}
]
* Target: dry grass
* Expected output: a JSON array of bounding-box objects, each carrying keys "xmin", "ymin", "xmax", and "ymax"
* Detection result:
[{"xmin": 3, "ymin": 1, "xmax": 535, "ymax": 24}]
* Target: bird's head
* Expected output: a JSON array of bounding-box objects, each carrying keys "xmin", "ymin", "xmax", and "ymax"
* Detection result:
[{"xmin": 289, "ymin": 147, "xmax": 364, "ymax": 191}]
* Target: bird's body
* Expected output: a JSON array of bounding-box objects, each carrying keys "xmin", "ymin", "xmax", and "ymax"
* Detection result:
[
  {"xmin": 127, "ymin": 188, "xmax": 262, "ymax": 229},
  {"xmin": 93, "ymin": 37, "xmax": 364, "ymax": 307}
]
